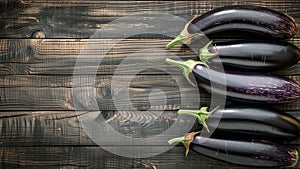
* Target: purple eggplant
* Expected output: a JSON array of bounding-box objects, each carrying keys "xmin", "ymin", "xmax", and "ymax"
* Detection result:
[
  {"xmin": 198, "ymin": 40, "xmax": 300, "ymax": 71},
  {"xmin": 165, "ymin": 58, "xmax": 300, "ymax": 103},
  {"xmin": 166, "ymin": 5, "xmax": 299, "ymax": 49},
  {"xmin": 168, "ymin": 132, "xmax": 299, "ymax": 167},
  {"xmin": 177, "ymin": 106, "xmax": 300, "ymax": 140}
]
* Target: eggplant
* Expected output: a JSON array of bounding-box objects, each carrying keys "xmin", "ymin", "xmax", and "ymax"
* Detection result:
[
  {"xmin": 177, "ymin": 106, "xmax": 300, "ymax": 140},
  {"xmin": 168, "ymin": 132, "xmax": 299, "ymax": 167},
  {"xmin": 198, "ymin": 40, "xmax": 300, "ymax": 71},
  {"xmin": 166, "ymin": 5, "xmax": 299, "ymax": 49},
  {"xmin": 165, "ymin": 58, "xmax": 300, "ymax": 103}
]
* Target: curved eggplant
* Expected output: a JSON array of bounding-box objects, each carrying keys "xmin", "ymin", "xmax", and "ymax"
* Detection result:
[
  {"xmin": 199, "ymin": 40, "xmax": 300, "ymax": 71},
  {"xmin": 166, "ymin": 5, "xmax": 299, "ymax": 49},
  {"xmin": 177, "ymin": 106, "xmax": 300, "ymax": 140},
  {"xmin": 165, "ymin": 58, "xmax": 300, "ymax": 103},
  {"xmin": 168, "ymin": 132, "xmax": 299, "ymax": 167}
]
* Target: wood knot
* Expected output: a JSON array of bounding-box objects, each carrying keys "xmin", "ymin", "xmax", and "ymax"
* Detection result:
[{"xmin": 31, "ymin": 30, "xmax": 46, "ymax": 38}]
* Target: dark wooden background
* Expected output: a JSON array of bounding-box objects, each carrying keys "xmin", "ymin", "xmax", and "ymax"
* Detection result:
[{"xmin": 1, "ymin": 0, "xmax": 300, "ymax": 168}]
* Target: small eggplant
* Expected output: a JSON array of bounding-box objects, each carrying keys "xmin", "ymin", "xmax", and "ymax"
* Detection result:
[
  {"xmin": 165, "ymin": 58, "xmax": 300, "ymax": 103},
  {"xmin": 166, "ymin": 5, "xmax": 299, "ymax": 49},
  {"xmin": 199, "ymin": 40, "xmax": 300, "ymax": 71},
  {"xmin": 168, "ymin": 132, "xmax": 299, "ymax": 167},
  {"xmin": 177, "ymin": 106, "xmax": 300, "ymax": 140}
]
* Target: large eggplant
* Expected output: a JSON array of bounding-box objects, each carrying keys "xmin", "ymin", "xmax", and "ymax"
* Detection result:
[
  {"xmin": 166, "ymin": 5, "xmax": 299, "ymax": 49},
  {"xmin": 165, "ymin": 58, "xmax": 300, "ymax": 103},
  {"xmin": 198, "ymin": 40, "xmax": 300, "ymax": 71},
  {"xmin": 168, "ymin": 132, "xmax": 299, "ymax": 167},
  {"xmin": 177, "ymin": 106, "xmax": 300, "ymax": 140}
]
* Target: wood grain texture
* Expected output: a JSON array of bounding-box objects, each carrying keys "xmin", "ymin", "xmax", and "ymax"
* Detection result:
[
  {"xmin": 0, "ymin": 109, "xmax": 299, "ymax": 168},
  {"xmin": 0, "ymin": 74, "xmax": 208, "ymax": 111},
  {"xmin": 0, "ymin": 39, "xmax": 196, "ymax": 75},
  {"xmin": 0, "ymin": 75, "xmax": 300, "ymax": 111},
  {"xmin": 1, "ymin": 110, "xmax": 300, "ymax": 146},
  {"xmin": 0, "ymin": 39, "xmax": 300, "ymax": 75},
  {"xmin": 1, "ymin": 0, "xmax": 300, "ymax": 168},
  {"xmin": 2, "ymin": 146, "xmax": 282, "ymax": 169},
  {"xmin": 0, "ymin": 0, "xmax": 300, "ymax": 38}
]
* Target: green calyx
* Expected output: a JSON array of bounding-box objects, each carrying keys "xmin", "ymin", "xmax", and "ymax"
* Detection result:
[
  {"xmin": 199, "ymin": 40, "xmax": 219, "ymax": 63},
  {"xmin": 168, "ymin": 131, "xmax": 201, "ymax": 156},
  {"xmin": 177, "ymin": 106, "xmax": 219, "ymax": 132},
  {"xmin": 166, "ymin": 14, "xmax": 203, "ymax": 49},
  {"xmin": 288, "ymin": 150, "xmax": 299, "ymax": 168},
  {"xmin": 165, "ymin": 58, "xmax": 207, "ymax": 86}
]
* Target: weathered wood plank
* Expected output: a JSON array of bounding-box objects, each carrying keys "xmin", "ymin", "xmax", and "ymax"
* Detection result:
[
  {"xmin": 0, "ymin": 110, "xmax": 191, "ymax": 146},
  {"xmin": 2, "ymin": 74, "xmax": 300, "ymax": 88},
  {"xmin": 0, "ymin": 38, "xmax": 194, "ymax": 75},
  {"xmin": 1, "ymin": 146, "xmax": 281, "ymax": 169},
  {"xmin": 0, "ymin": 39, "xmax": 300, "ymax": 75},
  {"xmin": 1, "ymin": 0, "xmax": 300, "ymax": 38},
  {"xmin": 0, "ymin": 74, "xmax": 207, "ymax": 111},
  {"xmin": 0, "ymin": 110, "xmax": 300, "ymax": 146},
  {"xmin": 0, "ymin": 111, "xmax": 92, "ymax": 146},
  {"xmin": 0, "ymin": 74, "xmax": 300, "ymax": 111},
  {"xmin": 0, "ymin": 1, "xmax": 300, "ymax": 168}
]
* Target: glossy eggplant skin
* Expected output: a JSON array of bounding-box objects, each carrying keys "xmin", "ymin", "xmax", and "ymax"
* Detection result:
[
  {"xmin": 192, "ymin": 64, "xmax": 300, "ymax": 103},
  {"xmin": 165, "ymin": 58, "xmax": 300, "ymax": 103},
  {"xmin": 191, "ymin": 136, "xmax": 298, "ymax": 167},
  {"xmin": 202, "ymin": 40, "xmax": 300, "ymax": 71},
  {"xmin": 206, "ymin": 107, "xmax": 300, "ymax": 140},
  {"xmin": 189, "ymin": 5, "xmax": 298, "ymax": 39},
  {"xmin": 166, "ymin": 5, "xmax": 299, "ymax": 49}
]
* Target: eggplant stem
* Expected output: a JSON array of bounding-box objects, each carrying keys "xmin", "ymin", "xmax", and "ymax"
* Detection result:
[
  {"xmin": 177, "ymin": 106, "xmax": 220, "ymax": 132},
  {"xmin": 166, "ymin": 13, "xmax": 205, "ymax": 49},
  {"xmin": 166, "ymin": 33, "xmax": 205, "ymax": 49},
  {"xmin": 168, "ymin": 136, "xmax": 185, "ymax": 145},
  {"xmin": 199, "ymin": 40, "xmax": 219, "ymax": 63},
  {"xmin": 165, "ymin": 58, "xmax": 206, "ymax": 86},
  {"xmin": 168, "ymin": 131, "xmax": 201, "ymax": 156},
  {"xmin": 209, "ymin": 105, "xmax": 220, "ymax": 114},
  {"xmin": 166, "ymin": 35, "xmax": 183, "ymax": 49}
]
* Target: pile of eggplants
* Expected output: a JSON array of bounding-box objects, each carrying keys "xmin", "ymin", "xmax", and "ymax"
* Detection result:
[{"xmin": 165, "ymin": 5, "xmax": 300, "ymax": 168}]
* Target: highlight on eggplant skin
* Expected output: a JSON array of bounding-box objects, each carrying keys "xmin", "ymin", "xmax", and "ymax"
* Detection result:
[
  {"xmin": 176, "ymin": 106, "xmax": 300, "ymax": 140},
  {"xmin": 168, "ymin": 132, "xmax": 299, "ymax": 168},
  {"xmin": 165, "ymin": 58, "xmax": 300, "ymax": 103},
  {"xmin": 198, "ymin": 40, "xmax": 300, "ymax": 72},
  {"xmin": 166, "ymin": 5, "xmax": 299, "ymax": 49}
]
